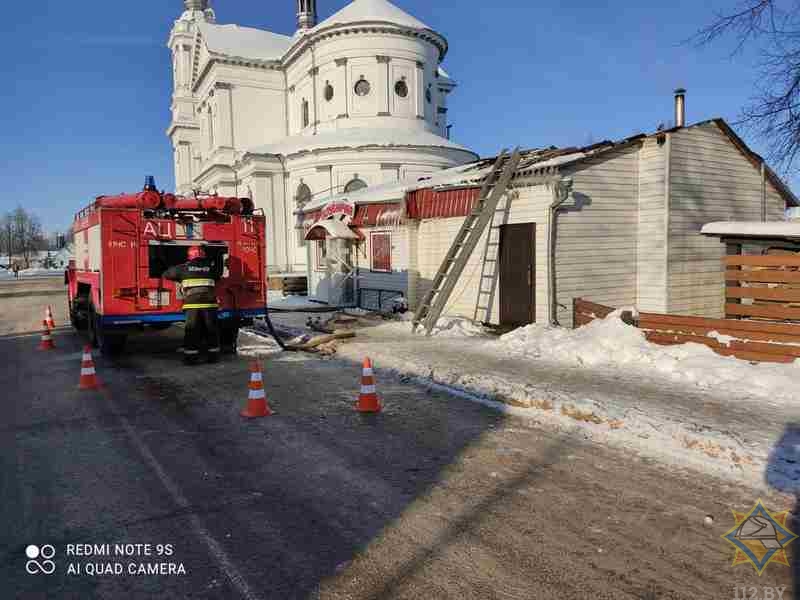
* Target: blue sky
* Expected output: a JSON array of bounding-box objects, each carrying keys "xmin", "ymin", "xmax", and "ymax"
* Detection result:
[{"xmin": 0, "ymin": 0, "xmax": 774, "ymax": 232}]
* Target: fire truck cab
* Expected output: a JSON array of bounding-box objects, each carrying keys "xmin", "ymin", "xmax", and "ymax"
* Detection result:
[{"xmin": 67, "ymin": 185, "xmax": 267, "ymax": 355}]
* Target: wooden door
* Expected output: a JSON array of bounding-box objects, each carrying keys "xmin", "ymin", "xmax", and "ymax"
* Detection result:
[{"xmin": 499, "ymin": 223, "xmax": 535, "ymax": 326}]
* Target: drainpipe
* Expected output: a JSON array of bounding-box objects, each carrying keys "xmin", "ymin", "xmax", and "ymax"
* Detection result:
[{"xmin": 548, "ymin": 177, "xmax": 573, "ymax": 326}]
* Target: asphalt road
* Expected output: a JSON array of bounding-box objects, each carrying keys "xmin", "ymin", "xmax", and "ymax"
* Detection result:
[{"xmin": 0, "ymin": 300, "xmax": 796, "ymax": 599}]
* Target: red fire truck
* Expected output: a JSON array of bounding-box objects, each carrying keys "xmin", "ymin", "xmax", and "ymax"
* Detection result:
[{"xmin": 67, "ymin": 184, "xmax": 267, "ymax": 354}]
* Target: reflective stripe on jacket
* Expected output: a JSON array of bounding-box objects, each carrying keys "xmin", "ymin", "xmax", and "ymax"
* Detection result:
[{"xmin": 182, "ymin": 278, "xmax": 217, "ymax": 289}]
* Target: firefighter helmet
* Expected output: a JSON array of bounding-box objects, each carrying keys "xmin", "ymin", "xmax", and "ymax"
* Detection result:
[{"xmin": 187, "ymin": 245, "xmax": 205, "ymax": 261}]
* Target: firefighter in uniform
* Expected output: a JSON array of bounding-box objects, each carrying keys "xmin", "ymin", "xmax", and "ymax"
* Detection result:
[{"xmin": 164, "ymin": 245, "xmax": 222, "ymax": 365}]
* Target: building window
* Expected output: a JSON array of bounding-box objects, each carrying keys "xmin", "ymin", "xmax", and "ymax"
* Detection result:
[
  {"xmin": 425, "ymin": 86, "xmax": 432, "ymax": 104},
  {"xmin": 394, "ymin": 79, "xmax": 408, "ymax": 98},
  {"xmin": 296, "ymin": 183, "xmax": 312, "ymax": 207},
  {"xmin": 344, "ymin": 178, "xmax": 368, "ymax": 193},
  {"xmin": 324, "ymin": 82, "xmax": 334, "ymax": 102},
  {"xmin": 207, "ymin": 108, "xmax": 214, "ymax": 147},
  {"xmin": 354, "ymin": 77, "xmax": 371, "ymax": 97},
  {"xmin": 371, "ymin": 231, "xmax": 391, "ymax": 272},
  {"xmin": 302, "ymin": 99, "xmax": 310, "ymax": 128}
]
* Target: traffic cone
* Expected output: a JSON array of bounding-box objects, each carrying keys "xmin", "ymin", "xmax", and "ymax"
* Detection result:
[
  {"xmin": 355, "ymin": 357, "xmax": 381, "ymax": 413},
  {"xmin": 45, "ymin": 305, "xmax": 56, "ymax": 330},
  {"xmin": 78, "ymin": 345, "xmax": 101, "ymax": 390},
  {"xmin": 38, "ymin": 321, "xmax": 56, "ymax": 351},
  {"xmin": 241, "ymin": 361, "xmax": 272, "ymax": 418}
]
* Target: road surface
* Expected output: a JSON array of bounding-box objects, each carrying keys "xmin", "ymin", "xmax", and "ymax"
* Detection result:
[{"xmin": 0, "ymin": 291, "xmax": 794, "ymax": 599}]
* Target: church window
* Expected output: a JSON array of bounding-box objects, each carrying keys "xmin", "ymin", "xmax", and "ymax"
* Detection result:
[
  {"xmin": 296, "ymin": 183, "xmax": 312, "ymax": 207},
  {"xmin": 324, "ymin": 82, "xmax": 334, "ymax": 102},
  {"xmin": 394, "ymin": 79, "xmax": 408, "ymax": 98},
  {"xmin": 207, "ymin": 108, "xmax": 215, "ymax": 147},
  {"xmin": 344, "ymin": 178, "xmax": 368, "ymax": 193},
  {"xmin": 302, "ymin": 99, "xmax": 310, "ymax": 128},
  {"xmin": 354, "ymin": 77, "xmax": 371, "ymax": 97}
]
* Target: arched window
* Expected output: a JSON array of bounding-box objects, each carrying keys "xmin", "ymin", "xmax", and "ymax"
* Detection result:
[
  {"xmin": 296, "ymin": 183, "xmax": 312, "ymax": 207},
  {"xmin": 324, "ymin": 82, "xmax": 334, "ymax": 102},
  {"xmin": 344, "ymin": 178, "xmax": 368, "ymax": 193},
  {"xmin": 301, "ymin": 99, "xmax": 310, "ymax": 128}
]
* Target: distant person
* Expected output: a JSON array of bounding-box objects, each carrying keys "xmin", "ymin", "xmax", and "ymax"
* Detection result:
[{"xmin": 12, "ymin": 264, "xmax": 19, "ymax": 279}]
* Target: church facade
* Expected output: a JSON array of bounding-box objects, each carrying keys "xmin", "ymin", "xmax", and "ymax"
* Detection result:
[{"xmin": 167, "ymin": 0, "xmax": 478, "ymax": 277}]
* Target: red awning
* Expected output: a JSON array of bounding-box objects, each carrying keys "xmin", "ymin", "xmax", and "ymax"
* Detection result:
[{"xmin": 406, "ymin": 187, "xmax": 481, "ymax": 220}]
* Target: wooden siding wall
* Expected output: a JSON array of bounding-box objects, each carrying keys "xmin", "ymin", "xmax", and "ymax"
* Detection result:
[
  {"xmin": 414, "ymin": 146, "xmax": 640, "ymax": 327},
  {"xmin": 637, "ymin": 137, "xmax": 668, "ymax": 312},
  {"xmin": 667, "ymin": 123, "xmax": 786, "ymax": 317},
  {"xmin": 556, "ymin": 145, "xmax": 640, "ymax": 327},
  {"xmin": 414, "ymin": 188, "xmax": 551, "ymax": 323}
]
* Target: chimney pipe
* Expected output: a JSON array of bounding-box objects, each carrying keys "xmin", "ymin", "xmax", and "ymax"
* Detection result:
[{"xmin": 674, "ymin": 88, "xmax": 686, "ymax": 128}]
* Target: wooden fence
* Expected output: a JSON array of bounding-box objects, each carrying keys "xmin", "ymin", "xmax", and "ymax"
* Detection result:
[
  {"xmin": 573, "ymin": 298, "xmax": 800, "ymax": 364},
  {"xmin": 725, "ymin": 254, "xmax": 800, "ymax": 321}
]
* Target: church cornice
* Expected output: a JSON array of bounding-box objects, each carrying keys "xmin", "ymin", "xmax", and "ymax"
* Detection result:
[
  {"xmin": 282, "ymin": 22, "xmax": 448, "ymax": 69},
  {"xmin": 192, "ymin": 55, "xmax": 283, "ymax": 93}
]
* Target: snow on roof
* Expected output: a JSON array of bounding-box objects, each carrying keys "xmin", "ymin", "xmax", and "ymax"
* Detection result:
[
  {"xmin": 314, "ymin": 0, "xmax": 430, "ymax": 31},
  {"xmin": 248, "ymin": 127, "xmax": 476, "ymax": 160},
  {"xmin": 198, "ymin": 23, "xmax": 292, "ymax": 61},
  {"xmin": 302, "ymin": 161, "xmax": 489, "ymax": 212},
  {"xmin": 701, "ymin": 221, "xmax": 800, "ymax": 239}
]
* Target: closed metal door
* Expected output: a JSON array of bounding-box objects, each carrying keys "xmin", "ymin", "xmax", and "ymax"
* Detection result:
[{"xmin": 499, "ymin": 223, "xmax": 535, "ymax": 326}]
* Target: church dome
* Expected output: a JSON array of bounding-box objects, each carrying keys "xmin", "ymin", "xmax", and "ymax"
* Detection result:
[{"xmin": 315, "ymin": 0, "xmax": 431, "ymax": 32}]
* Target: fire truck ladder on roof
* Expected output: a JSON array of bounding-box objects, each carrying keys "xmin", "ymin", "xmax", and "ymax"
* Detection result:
[{"xmin": 412, "ymin": 148, "xmax": 522, "ymax": 336}]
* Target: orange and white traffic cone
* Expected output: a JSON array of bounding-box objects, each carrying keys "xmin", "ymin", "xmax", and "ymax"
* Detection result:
[
  {"xmin": 241, "ymin": 361, "xmax": 272, "ymax": 418},
  {"xmin": 78, "ymin": 345, "xmax": 101, "ymax": 390},
  {"xmin": 45, "ymin": 305, "xmax": 56, "ymax": 330},
  {"xmin": 355, "ymin": 357, "xmax": 381, "ymax": 413},
  {"xmin": 38, "ymin": 320, "xmax": 56, "ymax": 351}
]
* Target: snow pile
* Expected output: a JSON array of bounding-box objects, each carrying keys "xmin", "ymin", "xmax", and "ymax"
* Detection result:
[
  {"xmin": 378, "ymin": 316, "xmax": 490, "ymax": 338},
  {"xmin": 496, "ymin": 310, "xmax": 800, "ymax": 400},
  {"xmin": 767, "ymin": 425, "xmax": 800, "ymax": 493}
]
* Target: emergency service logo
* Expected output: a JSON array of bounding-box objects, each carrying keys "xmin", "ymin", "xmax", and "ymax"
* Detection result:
[{"xmin": 721, "ymin": 499, "xmax": 798, "ymax": 575}]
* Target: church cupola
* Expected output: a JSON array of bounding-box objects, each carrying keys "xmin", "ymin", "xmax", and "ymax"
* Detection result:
[
  {"xmin": 297, "ymin": 0, "xmax": 317, "ymax": 30},
  {"xmin": 184, "ymin": 0, "xmax": 209, "ymax": 10}
]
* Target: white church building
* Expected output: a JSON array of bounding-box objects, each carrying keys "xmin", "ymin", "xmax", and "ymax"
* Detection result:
[{"xmin": 167, "ymin": 0, "xmax": 478, "ymax": 279}]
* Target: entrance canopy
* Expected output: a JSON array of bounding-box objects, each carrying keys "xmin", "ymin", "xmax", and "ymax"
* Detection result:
[{"xmin": 305, "ymin": 218, "xmax": 361, "ymax": 241}]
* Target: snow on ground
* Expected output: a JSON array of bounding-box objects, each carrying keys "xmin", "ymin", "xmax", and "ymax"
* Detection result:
[
  {"xmin": 335, "ymin": 311, "xmax": 800, "ymax": 488},
  {"xmin": 495, "ymin": 310, "xmax": 800, "ymax": 402},
  {"xmin": 0, "ymin": 268, "xmax": 63, "ymax": 280}
]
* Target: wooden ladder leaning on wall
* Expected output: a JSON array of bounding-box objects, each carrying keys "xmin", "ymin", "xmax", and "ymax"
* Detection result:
[{"xmin": 412, "ymin": 148, "xmax": 523, "ymax": 336}]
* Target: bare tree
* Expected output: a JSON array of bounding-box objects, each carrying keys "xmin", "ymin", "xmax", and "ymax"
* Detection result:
[
  {"xmin": 693, "ymin": 0, "xmax": 800, "ymax": 173},
  {"xmin": 2, "ymin": 207, "xmax": 46, "ymax": 268}
]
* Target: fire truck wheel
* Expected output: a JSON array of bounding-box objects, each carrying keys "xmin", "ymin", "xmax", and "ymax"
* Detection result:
[{"xmin": 88, "ymin": 303, "xmax": 126, "ymax": 356}]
